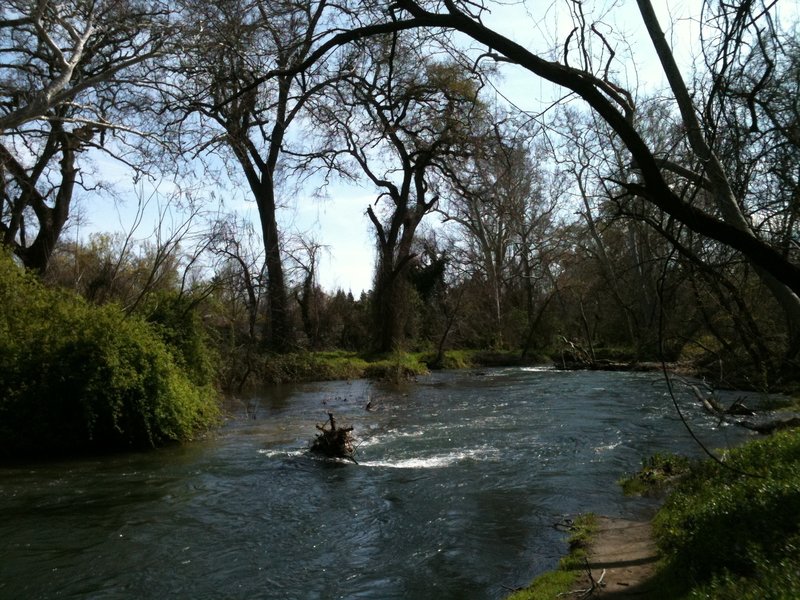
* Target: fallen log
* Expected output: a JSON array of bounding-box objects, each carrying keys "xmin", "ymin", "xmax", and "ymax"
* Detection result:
[
  {"xmin": 738, "ymin": 416, "xmax": 800, "ymax": 435},
  {"xmin": 690, "ymin": 385, "xmax": 800, "ymax": 434},
  {"xmin": 309, "ymin": 412, "xmax": 357, "ymax": 463}
]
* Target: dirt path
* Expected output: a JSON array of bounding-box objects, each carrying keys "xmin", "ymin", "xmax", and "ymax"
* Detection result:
[{"xmin": 571, "ymin": 517, "xmax": 660, "ymax": 597}]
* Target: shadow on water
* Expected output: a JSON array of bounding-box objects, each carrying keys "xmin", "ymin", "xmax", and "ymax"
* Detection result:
[{"xmin": 0, "ymin": 368, "xmax": 755, "ymax": 599}]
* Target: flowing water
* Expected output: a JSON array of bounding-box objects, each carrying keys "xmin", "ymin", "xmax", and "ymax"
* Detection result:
[{"xmin": 0, "ymin": 368, "xmax": 755, "ymax": 599}]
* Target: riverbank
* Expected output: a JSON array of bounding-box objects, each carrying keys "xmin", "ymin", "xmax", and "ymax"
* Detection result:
[
  {"xmin": 571, "ymin": 517, "xmax": 660, "ymax": 597},
  {"xmin": 257, "ymin": 348, "xmax": 548, "ymax": 384},
  {"xmin": 256, "ymin": 348, "xmax": 697, "ymax": 386},
  {"xmin": 505, "ymin": 515, "xmax": 661, "ymax": 599},
  {"xmin": 510, "ymin": 427, "xmax": 800, "ymax": 599}
]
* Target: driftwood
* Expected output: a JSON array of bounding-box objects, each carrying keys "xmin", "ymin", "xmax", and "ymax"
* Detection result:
[
  {"xmin": 691, "ymin": 385, "xmax": 800, "ymax": 434},
  {"xmin": 310, "ymin": 412, "xmax": 357, "ymax": 463}
]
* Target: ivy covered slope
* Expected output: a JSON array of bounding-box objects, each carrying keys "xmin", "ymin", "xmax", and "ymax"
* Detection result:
[{"xmin": 0, "ymin": 254, "xmax": 219, "ymax": 458}]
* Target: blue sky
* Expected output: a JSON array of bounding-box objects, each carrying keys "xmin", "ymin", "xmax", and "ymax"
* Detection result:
[{"xmin": 75, "ymin": 0, "xmax": 755, "ymax": 295}]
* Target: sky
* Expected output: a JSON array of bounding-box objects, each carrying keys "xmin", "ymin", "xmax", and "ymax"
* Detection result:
[
  {"xmin": 77, "ymin": 0, "xmax": 711, "ymax": 296},
  {"xmin": 283, "ymin": 184, "xmax": 378, "ymax": 294}
]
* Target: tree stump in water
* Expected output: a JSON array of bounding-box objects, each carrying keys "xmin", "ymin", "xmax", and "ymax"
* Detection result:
[{"xmin": 310, "ymin": 412, "xmax": 357, "ymax": 463}]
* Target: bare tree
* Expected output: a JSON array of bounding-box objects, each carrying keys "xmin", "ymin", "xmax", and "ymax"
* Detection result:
[
  {"xmin": 312, "ymin": 32, "xmax": 487, "ymax": 351},
  {"xmin": 0, "ymin": 0, "xmax": 171, "ymax": 132},
  {"xmin": 162, "ymin": 0, "xmax": 365, "ymax": 351},
  {"xmin": 439, "ymin": 117, "xmax": 558, "ymax": 349},
  {"xmin": 0, "ymin": 0, "xmax": 175, "ymax": 271},
  {"xmin": 286, "ymin": 235, "xmax": 327, "ymax": 350},
  {"xmin": 207, "ymin": 214, "xmax": 267, "ymax": 390},
  {"xmin": 295, "ymin": 0, "xmax": 799, "ymax": 300}
]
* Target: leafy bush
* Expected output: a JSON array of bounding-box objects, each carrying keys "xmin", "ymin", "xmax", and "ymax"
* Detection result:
[
  {"xmin": 0, "ymin": 253, "xmax": 219, "ymax": 457},
  {"xmin": 653, "ymin": 429, "xmax": 800, "ymax": 598},
  {"xmin": 140, "ymin": 291, "xmax": 217, "ymax": 387}
]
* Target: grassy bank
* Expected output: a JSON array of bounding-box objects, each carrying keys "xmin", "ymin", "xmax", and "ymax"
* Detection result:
[
  {"xmin": 511, "ymin": 429, "xmax": 800, "ymax": 599},
  {"xmin": 260, "ymin": 350, "xmax": 431, "ymax": 384},
  {"xmin": 258, "ymin": 348, "xmax": 550, "ymax": 385},
  {"xmin": 506, "ymin": 514, "xmax": 598, "ymax": 599},
  {"xmin": 651, "ymin": 428, "xmax": 800, "ymax": 599}
]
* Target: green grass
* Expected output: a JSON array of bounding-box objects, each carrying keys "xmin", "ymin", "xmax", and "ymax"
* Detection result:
[
  {"xmin": 363, "ymin": 350, "xmax": 429, "ymax": 383},
  {"xmin": 259, "ymin": 347, "xmax": 557, "ymax": 385},
  {"xmin": 260, "ymin": 351, "xmax": 369, "ymax": 383},
  {"xmin": 651, "ymin": 428, "xmax": 800, "ymax": 599},
  {"xmin": 417, "ymin": 349, "xmax": 476, "ymax": 370},
  {"xmin": 525, "ymin": 432, "xmax": 800, "ymax": 600},
  {"xmin": 506, "ymin": 514, "xmax": 598, "ymax": 599},
  {"xmin": 260, "ymin": 350, "xmax": 430, "ymax": 384},
  {"xmin": 619, "ymin": 452, "xmax": 693, "ymax": 496}
]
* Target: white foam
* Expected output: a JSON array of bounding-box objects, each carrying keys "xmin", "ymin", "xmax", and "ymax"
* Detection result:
[
  {"xmin": 359, "ymin": 447, "xmax": 498, "ymax": 469},
  {"xmin": 593, "ymin": 441, "xmax": 623, "ymax": 453},
  {"xmin": 356, "ymin": 429, "xmax": 425, "ymax": 448},
  {"xmin": 257, "ymin": 448, "xmax": 305, "ymax": 459}
]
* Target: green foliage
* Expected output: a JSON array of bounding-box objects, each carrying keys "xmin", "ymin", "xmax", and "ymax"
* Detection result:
[
  {"xmin": 0, "ymin": 253, "xmax": 219, "ymax": 457},
  {"xmin": 261, "ymin": 351, "xmax": 370, "ymax": 384},
  {"xmin": 419, "ymin": 349, "xmax": 475, "ymax": 370},
  {"xmin": 619, "ymin": 452, "xmax": 693, "ymax": 496},
  {"xmin": 653, "ymin": 429, "xmax": 800, "ymax": 599},
  {"xmin": 139, "ymin": 291, "xmax": 217, "ymax": 387},
  {"xmin": 363, "ymin": 350, "xmax": 429, "ymax": 383},
  {"xmin": 681, "ymin": 538, "xmax": 800, "ymax": 599},
  {"xmin": 256, "ymin": 350, "xmax": 431, "ymax": 384}
]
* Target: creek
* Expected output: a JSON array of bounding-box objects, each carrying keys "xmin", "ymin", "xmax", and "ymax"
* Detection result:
[{"xmin": 0, "ymin": 368, "xmax": 754, "ymax": 599}]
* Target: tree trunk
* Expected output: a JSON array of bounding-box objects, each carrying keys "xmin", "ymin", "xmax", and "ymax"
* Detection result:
[
  {"xmin": 257, "ymin": 183, "xmax": 293, "ymax": 352},
  {"xmin": 4, "ymin": 127, "xmax": 76, "ymax": 274},
  {"xmin": 372, "ymin": 245, "xmax": 407, "ymax": 353},
  {"xmin": 367, "ymin": 201, "xmax": 423, "ymax": 353}
]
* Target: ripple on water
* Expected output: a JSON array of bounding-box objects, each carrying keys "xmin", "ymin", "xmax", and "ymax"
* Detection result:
[{"xmin": 0, "ymin": 368, "xmax": 756, "ymax": 600}]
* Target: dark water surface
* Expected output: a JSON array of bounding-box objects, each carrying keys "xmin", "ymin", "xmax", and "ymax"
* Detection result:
[{"xmin": 0, "ymin": 368, "xmax": 753, "ymax": 599}]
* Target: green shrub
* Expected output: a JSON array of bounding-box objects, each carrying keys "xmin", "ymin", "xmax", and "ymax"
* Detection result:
[
  {"xmin": 0, "ymin": 253, "xmax": 219, "ymax": 457},
  {"xmin": 140, "ymin": 291, "xmax": 217, "ymax": 387},
  {"xmin": 653, "ymin": 429, "xmax": 800, "ymax": 598}
]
